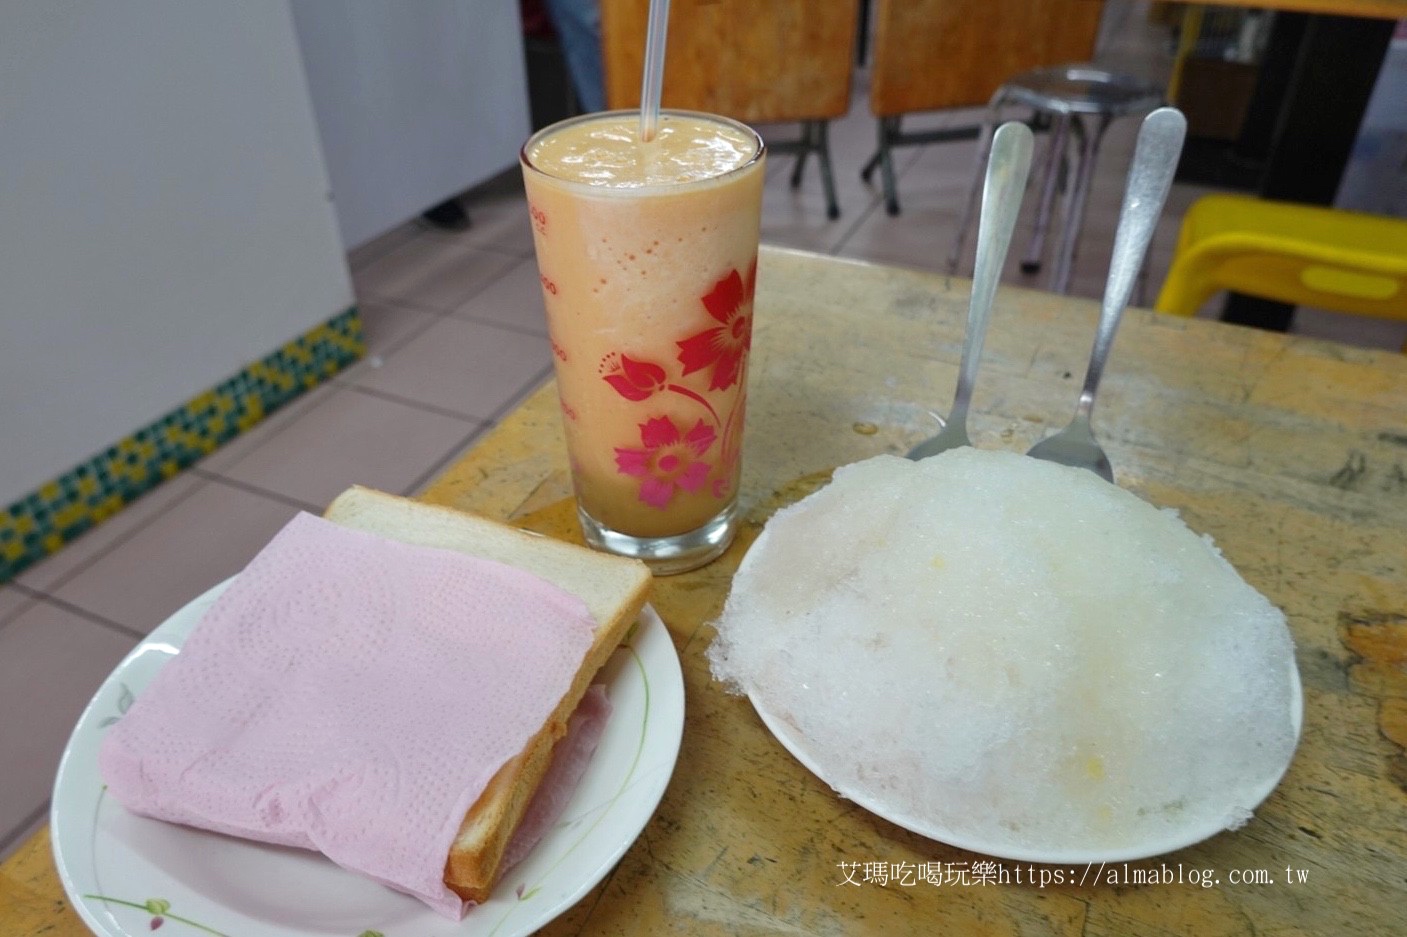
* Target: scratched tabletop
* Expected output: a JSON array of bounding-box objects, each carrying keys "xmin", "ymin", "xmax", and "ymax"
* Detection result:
[{"xmin": 5, "ymin": 246, "xmax": 1405, "ymax": 935}]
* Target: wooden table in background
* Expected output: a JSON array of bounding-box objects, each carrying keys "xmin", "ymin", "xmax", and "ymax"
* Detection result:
[{"xmin": 5, "ymin": 246, "xmax": 1406, "ymax": 934}]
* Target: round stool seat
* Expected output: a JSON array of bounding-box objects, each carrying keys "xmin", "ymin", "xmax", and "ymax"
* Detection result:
[
  {"xmin": 948, "ymin": 63, "xmax": 1165, "ymax": 294},
  {"xmin": 1002, "ymin": 65, "xmax": 1163, "ymax": 117}
]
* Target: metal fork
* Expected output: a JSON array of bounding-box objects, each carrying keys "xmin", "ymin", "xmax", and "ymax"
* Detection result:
[
  {"xmin": 1026, "ymin": 106, "xmax": 1187, "ymax": 482},
  {"xmin": 907, "ymin": 122, "xmax": 1034, "ymax": 460}
]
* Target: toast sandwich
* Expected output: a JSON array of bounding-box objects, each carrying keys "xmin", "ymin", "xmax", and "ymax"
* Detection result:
[{"xmin": 323, "ymin": 486, "xmax": 652, "ymax": 903}]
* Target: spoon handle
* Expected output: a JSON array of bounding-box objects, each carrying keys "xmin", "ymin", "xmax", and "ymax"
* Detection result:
[
  {"xmin": 1075, "ymin": 107, "xmax": 1187, "ymax": 419},
  {"xmin": 949, "ymin": 122, "xmax": 1034, "ymax": 424}
]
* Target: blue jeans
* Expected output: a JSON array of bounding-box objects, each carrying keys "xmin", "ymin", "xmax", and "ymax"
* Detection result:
[{"xmin": 543, "ymin": 0, "xmax": 606, "ymax": 113}]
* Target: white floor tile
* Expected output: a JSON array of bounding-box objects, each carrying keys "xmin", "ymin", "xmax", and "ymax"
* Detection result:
[
  {"xmin": 0, "ymin": 584, "xmax": 38, "ymax": 627},
  {"xmin": 456, "ymin": 173, "xmax": 538, "ymax": 258},
  {"xmin": 196, "ymin": 379, "xmax": 343, "ymax": 474},
  {"xmin": 358, "ymin": 300, "xmax": 442, "ymax": 357},
  {"xmin": 0, "ymin": 600, "xmax": 138, "ymax": 850},
  {"xmin": 0, "ymin": 807, "xmax": 46, "ymax": 864},
  {"xmin": 15, "ymin": 474, "xmax": 204, "ymax": 593},
  {"xmin": 347, "ymin": 221, "xmax": 423, "ymax": 271},
  {"xmin": 51, "ymin": 481, "xmax": 307, "ymax": 634},
  {"xmin": 450, "ymin": 257, "xmax": 551, "ymax": 335},
  {"xmin": 352, "ymin": 236, "xmax": 520, "ymax": 312},
  {"xmin": 761, "ymin": 185, "xmax": 858, "ymax": 255},
  {"xmin": 213, "ymin": 385, "xmax": 482, "ymax": 506},
  {"xmin": 346, "ymin": 315, "xmax": 552, "ymax": 420}
]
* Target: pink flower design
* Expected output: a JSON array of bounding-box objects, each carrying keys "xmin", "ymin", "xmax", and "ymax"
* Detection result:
[
  {"xmin": 677, "ymin": 259, "xmax": 758, "ymax": 391},
  {"xmin": 601, "ymin": 353, "xmax": 667, "ymax": 401},
  {"xmin": 615, "ymin": 416, "xmax": 716, "ymax": 508}
]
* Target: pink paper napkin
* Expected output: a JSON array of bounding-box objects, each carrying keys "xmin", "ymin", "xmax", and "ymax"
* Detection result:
[
  {"xmin": 99, "ymin": 512, "xmax": 598, "ymax": 918},
  {"xmin": 501, "ymin": 684, "xmax": 612, "ymax": 874}
]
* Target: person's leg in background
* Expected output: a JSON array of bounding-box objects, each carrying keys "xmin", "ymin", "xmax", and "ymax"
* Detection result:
[
  {"xmin": 543, "ymin": 0, "xmax": 605, "ymax": 113},
  {"xmin": 424, "ymin": 0, "xmax": 604, "ymax": 231}
]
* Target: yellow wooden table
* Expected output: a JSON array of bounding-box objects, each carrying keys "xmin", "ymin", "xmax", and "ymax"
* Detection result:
[{"xmin": 6, "ymin": 246, "xmax": 1406, "ymax": 934}]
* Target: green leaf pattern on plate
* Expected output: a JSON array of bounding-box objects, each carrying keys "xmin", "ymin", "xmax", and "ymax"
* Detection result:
[
  {"xmin": 99, "ymin": 682, "xmax": 135, "ymax": 728},
  {"xmin": 86, "ymin": 894, "xmax": 390, "ymax": 937},
  {"xmin": 84, "ymin": 895, "xmax": 231, "ymax": 935}
]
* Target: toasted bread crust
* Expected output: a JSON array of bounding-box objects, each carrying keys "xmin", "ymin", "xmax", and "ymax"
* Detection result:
[
  {"xmin": 442, "ymin": 580, "xmax": 645, "ymax": 901},
  {"xmin": 323, "ymin": 486, "xmax": 651, "ymax": 904},
  {"xmin": 442, "ymin": 711, "xmax": 567, "ymax": 901}
]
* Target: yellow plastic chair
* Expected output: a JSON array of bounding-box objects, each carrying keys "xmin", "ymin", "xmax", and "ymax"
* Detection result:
[{"xmin": 1155, "ymin": 194, "xmax": 1407, "ymax": 349}]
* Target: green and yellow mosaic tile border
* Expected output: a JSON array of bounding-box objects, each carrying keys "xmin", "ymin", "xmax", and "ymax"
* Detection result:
[{"xmin": 0, "ymin": 308, "xmax": 363, "ymax": 583}]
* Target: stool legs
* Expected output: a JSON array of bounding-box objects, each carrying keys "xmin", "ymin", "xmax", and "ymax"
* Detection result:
[
  {"xmin": 946, "ymin": 89, "xmax": 1007, "ymax": 272},
  {"xmin": 860, "ymin": 116, "xmax": 902, "ymax": 216},
  {"xmin": 1020, "ymin": 112, "xmax": 1070, "ymax": 274},
  {"xmin": 813, "ymin": 120, "xmax": 841, "ymax": 220},
  {"xmin": 788, "ymin": 124, "xmax": 812, "ymax": 188},
  {"xmin": 1050, "ymin": 112, "xmax": 1112, "ymax": 295},
  {"xmin": 786, "ymin": 121, "xmax": 841, "ymax": 220}
]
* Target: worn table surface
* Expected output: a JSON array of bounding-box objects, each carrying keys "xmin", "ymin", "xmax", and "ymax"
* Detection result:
[{"xmin": 5, "ymin": 246, "xmax": 1406, "ymax": 934}]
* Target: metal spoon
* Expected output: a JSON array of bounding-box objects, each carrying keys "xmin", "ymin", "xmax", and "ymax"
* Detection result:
[
  {"xmin": 1026, "ymin": 106, "xmax": 1187, "ymax": 482},
  {"xmin": 908, "ymin": 122, "xmax": 1034, "ymax": 460}
]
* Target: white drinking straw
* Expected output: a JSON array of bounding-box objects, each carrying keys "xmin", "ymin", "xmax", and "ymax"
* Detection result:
[{"xmin": 638, "ymin": 0, "xmax": 671, "ymax": 142}]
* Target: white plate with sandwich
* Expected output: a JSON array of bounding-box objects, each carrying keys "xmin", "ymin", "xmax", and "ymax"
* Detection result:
[{"xmin": 52, "ymin": 488, "xmax": 684, "ymax": 937}]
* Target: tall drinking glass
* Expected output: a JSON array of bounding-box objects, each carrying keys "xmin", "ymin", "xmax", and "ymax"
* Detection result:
[{"xmin": 520, "ymin": 110, "xmax": 765, "ymax": 574}]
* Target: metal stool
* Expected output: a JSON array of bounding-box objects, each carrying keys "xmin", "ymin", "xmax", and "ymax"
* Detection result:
[{"xmin": 947, "ymin": 65, "xmax": 1164, "ymax": 294}]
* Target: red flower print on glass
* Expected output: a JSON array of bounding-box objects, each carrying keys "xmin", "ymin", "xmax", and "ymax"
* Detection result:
[
  {"xmin": 676, "ymin": 259, "xmax": 757, "ymax": 391},
  {"xmin": 615, "ymin": 416, "xmax": 716, "ymax": 509},
  {"xmin": 601, "ymin": 353, "xmax": 667, "ymax": 401}
]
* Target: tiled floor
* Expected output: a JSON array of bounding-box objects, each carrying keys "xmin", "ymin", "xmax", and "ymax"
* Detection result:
[{"xmin": 4, "ymin": 10, "xmax": 1406, "ymax": 863}]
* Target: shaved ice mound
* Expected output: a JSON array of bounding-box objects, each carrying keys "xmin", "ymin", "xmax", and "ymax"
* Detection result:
[{"xmin": 709, "ymin": 449, "xmax": 1300, "ymax": 857}]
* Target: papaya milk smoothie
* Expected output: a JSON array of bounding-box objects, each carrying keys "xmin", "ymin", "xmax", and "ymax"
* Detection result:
[{"xmin": 521, "ymin": 110, "xmax": 765, "ymax": 573}]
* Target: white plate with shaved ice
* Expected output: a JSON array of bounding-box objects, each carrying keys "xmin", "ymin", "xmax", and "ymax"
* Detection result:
[{"xmin": 709, "ymin": 448, "xmax": 1303, "ymax": 863}]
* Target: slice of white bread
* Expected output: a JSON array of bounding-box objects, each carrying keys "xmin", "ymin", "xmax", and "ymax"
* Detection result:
[{"xmin": 323, "ymin": 485, "xmax": 652, "ymax": 903}]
